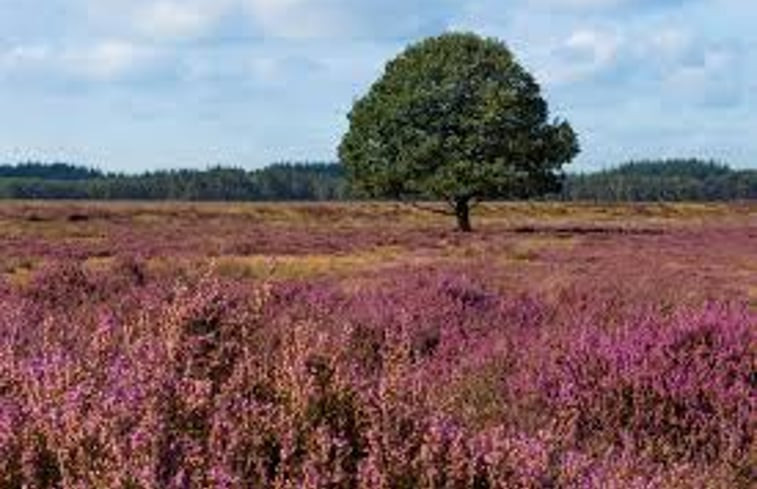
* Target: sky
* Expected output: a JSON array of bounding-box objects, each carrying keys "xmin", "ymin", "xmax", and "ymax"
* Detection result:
[{"xmin": 0, "ymin": 0, "xmax": 755, "ymax": 173}]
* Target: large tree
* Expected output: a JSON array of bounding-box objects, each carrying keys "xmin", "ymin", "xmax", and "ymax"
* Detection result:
[{"xmin": 339, "ymin": 32, "xmax": 579, "ymax": 231}]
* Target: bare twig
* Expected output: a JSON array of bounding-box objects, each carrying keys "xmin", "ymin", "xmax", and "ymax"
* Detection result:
[{"xmin": 407, "ymin": 201, "xmax": 454, "ymax": 216}]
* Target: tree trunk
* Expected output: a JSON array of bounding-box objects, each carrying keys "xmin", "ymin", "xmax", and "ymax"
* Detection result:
[{"xmin": 454, "ymin": 198, "xmax": 472, "ymax": 232}]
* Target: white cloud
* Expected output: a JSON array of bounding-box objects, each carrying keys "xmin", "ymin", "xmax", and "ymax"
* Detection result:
[
  {"xmin": 80, "ymin": 0, "xmax": 342, "ymax": 41},
  {"xmin": 663, "ymin": 44, "xmax": 744, "ymax": 106},
  {"xmin": 531, "ymin": 0, "xmax": 626, "ymax": 7},
  {"xmin": 242, "ymin": 0, "xmax": 456, "ymax": 39},
  {"xmin": 59, "ymin": 40, "xmax": 146, "ymax": 80},
  {"xmin": 521, "ymin": 0, "xmax": 683, "ymax": 11},
  {"xmin": 76, "ymin": 0, "xmax": 237, "ymax": 41},
  {"xmin": 538, "ymin": 28, "xmax": 622, "ymax": 84},
  {"xmin": 62, "ymin": 41, "xmax": 153, "ymax": 81},
  {"xmin": 83, "ymin": 41, "xmax": 145, "ymax": 79},
  {"xmin": 0, "ymin": 44, "xmax": 52, "ymax": 75},
  {"xmin": 1, "ymin": 39, "xmax": 157, "ymax": 81},
  {"xmin": 647, "ymin": 28, "xmax": 690, "ymax": 58},
  {"xmin": 4, "ymin": 45, "xmax": 51, "ymax": 64},
  {"xmin": 623, "ymin": 27, "xmax": 747, "ymax": 107},
  {"xmin": 136, "ymin": 1, "xmax": 221, "ymax": 38},
  {"xmin": 244, "ymin": 0, "xmax": 349, "ymax": 39},
  {"xmin": 565, "ymin": 29, "xmax": 620, "ymax": 64}
]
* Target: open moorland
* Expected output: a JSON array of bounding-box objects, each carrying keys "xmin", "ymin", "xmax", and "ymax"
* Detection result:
[{"xmin": 1, "ymin": 201, "xmax": 755, "ymax": 488}]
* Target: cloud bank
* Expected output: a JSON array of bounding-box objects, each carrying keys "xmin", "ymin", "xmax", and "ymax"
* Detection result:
[{"xmin": 0, "ymin": 0, "xmax": 753, "ymax": 171}]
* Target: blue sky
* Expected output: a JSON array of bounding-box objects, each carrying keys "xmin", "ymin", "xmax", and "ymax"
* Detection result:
[{"xmin": 0, "ymin": 0, "xmax": 754, "ymax": 172}]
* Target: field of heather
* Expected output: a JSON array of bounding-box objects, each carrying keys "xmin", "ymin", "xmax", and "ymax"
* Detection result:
[{"xmin": 1, "ymin": 201, "xmax": 755, "ymax": 488}]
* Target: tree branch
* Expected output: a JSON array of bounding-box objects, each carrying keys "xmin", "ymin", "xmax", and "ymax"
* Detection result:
[
  {"xmin": 408, "ymin": 201, "xmax": 454, "ymax": 216},
  {"xmin": 397, "ymin": 195, "xmax": 454, "ymax": 216}
]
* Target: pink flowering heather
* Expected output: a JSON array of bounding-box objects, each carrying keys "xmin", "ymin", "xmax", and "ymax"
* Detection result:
[{"xmin": 0, "ymin": 202, "xmax": 755, "ymax": 487}]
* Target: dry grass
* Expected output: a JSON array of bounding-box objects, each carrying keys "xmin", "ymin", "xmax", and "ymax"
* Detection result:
[
  {"xmin": 1, "ymin": 201, "xmax": 755, "ymax": 304},
  {"xmin": 210, "ymin": 246, "xmax": 409, "ymax": 280}
]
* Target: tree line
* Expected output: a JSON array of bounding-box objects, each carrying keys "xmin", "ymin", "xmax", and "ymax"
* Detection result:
[
  {"xmin": 561, "ymin": 159, "xmax": 757, "ymax": 202},
  {"xmin": 0, "ymin": 162, "xmax": 347, "ymax": 201},
  {"xmin": 0, "ymin": 159, "xmax": 754, "ymax": 202}
]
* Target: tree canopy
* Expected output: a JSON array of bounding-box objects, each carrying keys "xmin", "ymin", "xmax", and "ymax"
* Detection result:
[{"xmin": 339, "ymin": 32, "xmax": 579, "ymax": 230}]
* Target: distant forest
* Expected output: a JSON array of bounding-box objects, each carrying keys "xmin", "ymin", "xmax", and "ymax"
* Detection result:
[
  {"xmin": 561, "ymin": 160, "xmax": 757, "ymax": 202},
  {"xmin": 0, "ymin": 159, "xmax": 755, "ymax": 201},
  {"xmin": 0, "ymin": 162, "xmax": 346, "ymax": 201}
]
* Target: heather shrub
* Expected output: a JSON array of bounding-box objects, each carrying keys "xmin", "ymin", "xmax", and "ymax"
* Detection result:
[
  {"xmin": 1, "ymin": 261, "xmax": 755, "ymax": 487},
  {"xmin": 0, "ymin": 271, "xmax": 543, "ymax": 488},
  {"xmin": 267, "ymin": 270, "xmax": 544, "ymax": 382},
  {"xmin": 21, "ymin": 257, "xmax": 150, "ymax": 310},
  {"xmin": 23, "ymin": 260, "xmax": 97, "ymax": 308},
  {"xmin": 536, "ymin": 303, "xmax": 755, "ymax": 473}
]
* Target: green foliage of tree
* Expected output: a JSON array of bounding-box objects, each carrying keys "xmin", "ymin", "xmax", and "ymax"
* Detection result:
[
  {"xmin": 0, "ymin": 162, "xmax": 102, "ymax": 180},
  {"xmin": 0, "ymin": 162, "xmax": 347, "ymax": 201},
  {"xmin": 254, "ymin": 163, "xmax": 348, "ymax": 200},
  {"xmin": 339, "ymin": 32, "xmax": 579, "ymax": 231},
  {"xmin": 562, "ymin": 159, "xmax": 757, "ymax": 202}
]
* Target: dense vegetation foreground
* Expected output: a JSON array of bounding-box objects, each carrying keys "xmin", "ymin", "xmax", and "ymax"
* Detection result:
[{"xmin": 1, "ymin": 202, "xmax": 755, "ymax": 488}]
